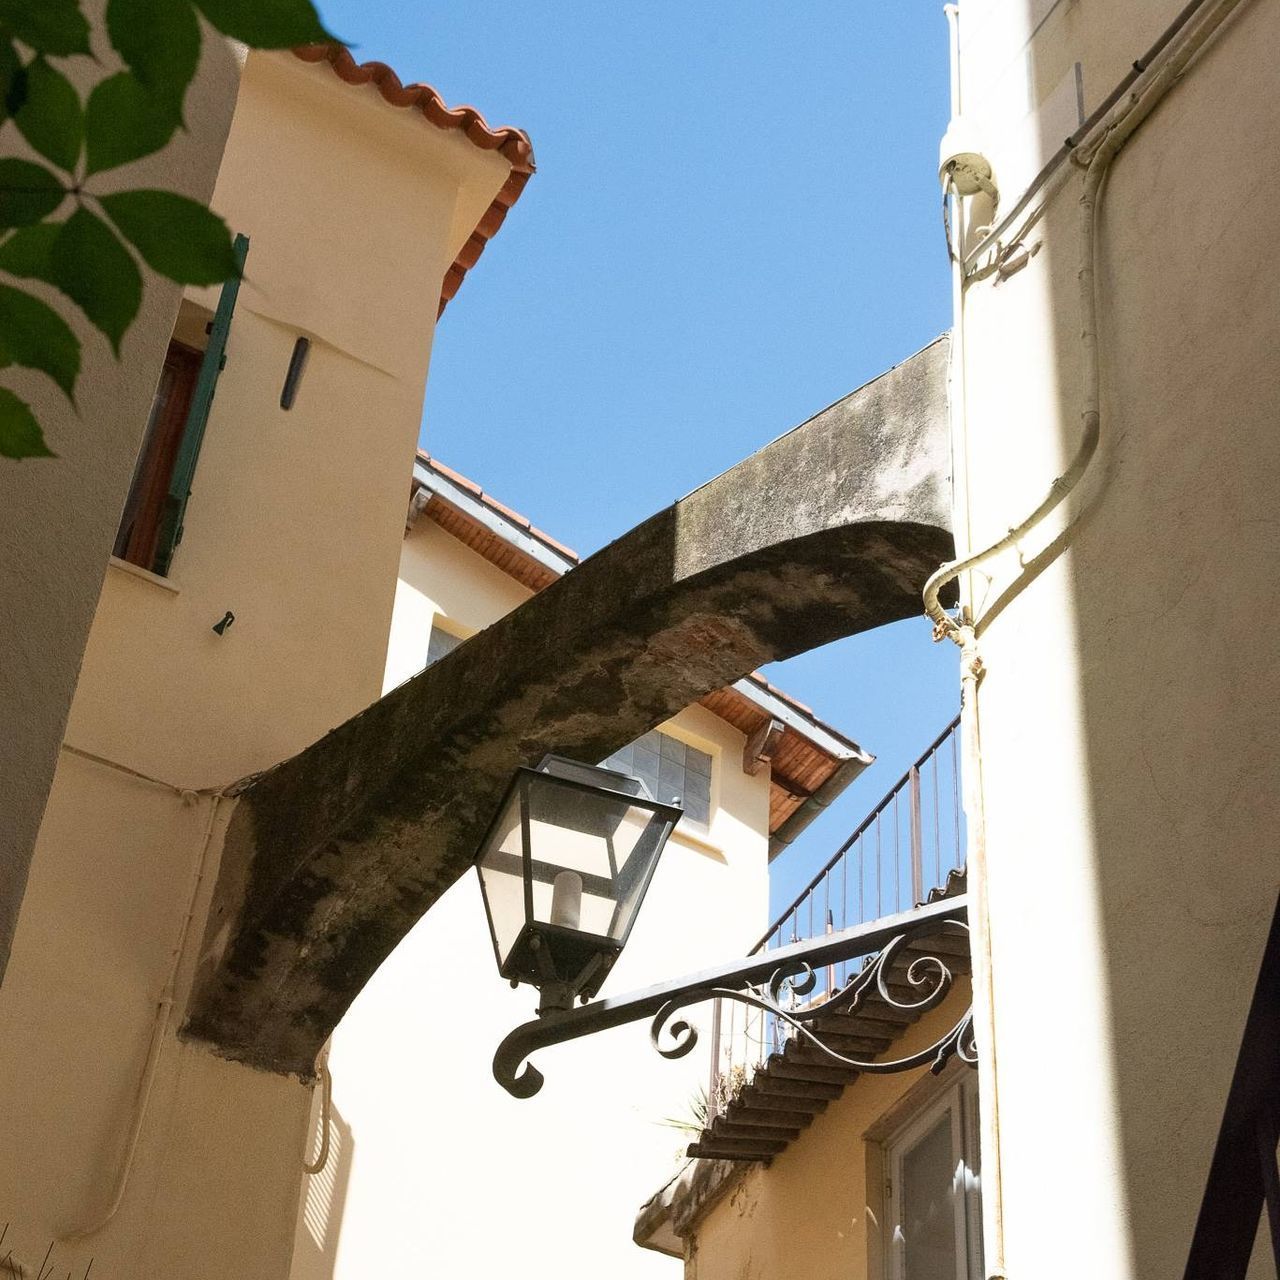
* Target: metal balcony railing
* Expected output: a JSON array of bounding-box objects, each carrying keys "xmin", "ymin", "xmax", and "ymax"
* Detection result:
[{"xmin": 707, "ymin": 714, "xmax": 964, "ymax": 1117}]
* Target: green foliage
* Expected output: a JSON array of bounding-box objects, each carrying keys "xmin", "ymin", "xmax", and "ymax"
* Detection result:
[
  {"xmin": 85, "ymin": 73, "xmax": 179, "ymax": 176},
  {"xmin": 50, "ymin": 208, "xmax": 142, "ymax": 355},
  {"xmin": 0, "ymin": 0, "xmax": 337, "ymax": 459},
  {"xmin": 100, "ymin": 190, "xmax": 239, "ymax": 285},
  {"xmin": 193, "ymin": 0, "xmax": 332, "ymax": 48},
  {"xmin": 106, "ymin": 0, "xmax": 200, "ymax": 120},
  {"xmin": 15, "ymin": 58, "xmax": 82, "ymax": 171},
  {"xmin": 0, "ymin": 282, "xmax": 79, "ymax": 399},
  {"xmin": 0, "ymin": 158, "xmax": 64, "ymax": 226},
  {"xmin": 0, "ymin": 386, "xmax": 53, "ymax": 457},
  {"xmin": 0, "ymin": 0, "xmax": 91, "ymax": 58}
]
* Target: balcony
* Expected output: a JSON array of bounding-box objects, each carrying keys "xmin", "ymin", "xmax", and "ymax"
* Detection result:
[{"xmin": 695, "ymin": 715, "xmax": 970, "ymax": 1162}]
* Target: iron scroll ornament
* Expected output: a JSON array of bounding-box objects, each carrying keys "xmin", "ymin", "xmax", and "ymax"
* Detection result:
[{"xmin": 492, "ymin": 896, "xmax": 974, "ymax": 1098}]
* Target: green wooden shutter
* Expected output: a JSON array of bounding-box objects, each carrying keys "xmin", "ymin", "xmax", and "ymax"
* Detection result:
[{"xmin": 153, "ymin": 232, "xmax": 249, "ymax": 576}]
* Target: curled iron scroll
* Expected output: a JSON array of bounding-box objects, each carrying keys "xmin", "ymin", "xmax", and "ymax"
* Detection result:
[
  {"xmin": 493, "ymin": 909, "xmax": 974, "ymax": 1097},
  {"xmin": 650, "ymin": 921, "xmax": 975, "ymax": 1076}
]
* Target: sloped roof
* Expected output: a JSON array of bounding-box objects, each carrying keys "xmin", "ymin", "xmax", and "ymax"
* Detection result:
[
  {"xmin": 408, "ymin": 450, "xmax": 873, "ymax": 847},
  {"xmin": 291, "ymin": 44, "xmax": 534, "ymax": 317}
]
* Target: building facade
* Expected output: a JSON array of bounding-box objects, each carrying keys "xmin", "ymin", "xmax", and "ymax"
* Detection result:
[
  {"xmin": 0, "ymin": 45, "xmax": 531, "ymax": 1278},
  {"xmin": 290, "ymin": 452, "xmax": 871, "ymax": 1279},
  {"xmin": 951, "ymin": 0, "xmax": 1280, "ymax": 1275}
]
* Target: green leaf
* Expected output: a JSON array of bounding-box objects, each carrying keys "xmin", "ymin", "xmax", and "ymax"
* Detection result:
[
  {"xmin": 99, "ymin": 190, "xmax": 239, "ymax": 286},
  {"xmin": 49, "ymin": 208, "xmax": 141, "ymax": 355},
  {"xmin": 0, "ymin": 283, "xmax": 79, "ymax": 400},
  {"xmin": 0, "ymin": 387, "xmax": 53, "ymax": 458},
  {"xmin": 105, "ymin": 0, "xmax": 199, "ymax": 120},
  {"xmin": 0, "ymin": 0, "xmax": 92, "ymax": 56},
  {"xmin": 14, "ymin": 58, "xmax": 82, "ymax": 172},
  {"xmin": 0, "ymin": 40, "xmax": 25, "ymax": 122},
  {"xmin": 0, "ymin": 158, "xmax": 65, "ymax": 227},
  {"xmin": 0, "ymin": 222, "xmax": 58, "ymax": 279},
  {"xmin": 85, "ymin": 73, "xmax": 180, "ymax": 175},
  {"xmin": 193, "ymin": 0, "xmax": 333, "ymax": 47}
]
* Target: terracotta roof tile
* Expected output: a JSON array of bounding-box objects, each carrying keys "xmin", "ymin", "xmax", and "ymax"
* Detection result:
[
  {"xmin": 291, "ymin": 44, "xmax": 534, "ymax": 318},
  {"xmin": 484, "ymin": 496, "xmax": 532, "ymax": 530},
  {"xmin": 529, "ymin": 526, "xmax": 579, "ymax": 561},
  {"xmin": 426, "ymin": 457, "xmax": 484, "ymax": 497}
]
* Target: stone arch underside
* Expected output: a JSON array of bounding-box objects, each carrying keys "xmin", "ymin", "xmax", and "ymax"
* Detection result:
[{"xmin": 183, "ymin": 336, "xmax": 953, "ymax": 1075}]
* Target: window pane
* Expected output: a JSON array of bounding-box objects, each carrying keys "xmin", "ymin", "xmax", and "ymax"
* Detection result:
[
  {"xmin": 425, "ymin": 625, "xmax": 462, "ymax": 667},
  {"xmin": 598, "ymin": 732, "xmax": 713, "ymax": 829},
  {"xmin": 901, "ymin": 1112, "xmax": 959, "ymax": 1280},
  {"xmin": 686, "ymin": 746, "xmax": 713, "ymax": 778}
]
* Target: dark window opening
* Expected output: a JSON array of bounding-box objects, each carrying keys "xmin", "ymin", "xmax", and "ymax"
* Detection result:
[{"xmin": 113, "ymin": 340, "xmax": 202, "ymax": 574}]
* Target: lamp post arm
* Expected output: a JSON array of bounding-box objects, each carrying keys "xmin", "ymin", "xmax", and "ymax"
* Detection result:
[{"xmin": 493, "ymin": 895, "xmax": 970, "ymax": 1098}]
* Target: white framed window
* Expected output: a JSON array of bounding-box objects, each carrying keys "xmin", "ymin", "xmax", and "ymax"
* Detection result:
[
  {"xmin": 600, "ymin": 730, "xmax": 713, "ymax": 827},
  {"xmin": 884, "ymin": 1075, "xmax": 983, "ymax": 1280},
  {"xmin": 425, "ymin": 618, "xmax": 464, "ymax": 667}
]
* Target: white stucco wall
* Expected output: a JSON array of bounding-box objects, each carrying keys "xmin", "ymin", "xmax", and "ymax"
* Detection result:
[
  {"xmin": 955, "ymin": 1, "xmax": 1280, "ymax": 1275},
  {"xmin": 293, "ymin": 522, "xmax": 774, "ymax": 1280}
]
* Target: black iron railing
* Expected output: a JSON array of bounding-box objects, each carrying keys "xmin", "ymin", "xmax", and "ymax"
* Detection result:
[{"xmin": 708, "ymin": 715, "xmax": 964, "ymax": 1116}]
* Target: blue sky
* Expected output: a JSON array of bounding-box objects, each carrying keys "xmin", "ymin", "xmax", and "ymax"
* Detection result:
[{"xmin": 315, "ymin": 0, "xmax": 959, "ymax": 915}]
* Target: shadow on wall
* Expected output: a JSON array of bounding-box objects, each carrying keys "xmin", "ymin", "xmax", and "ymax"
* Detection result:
[{"xmin": 290, "ymin": 1098, "xmax": 355, "ymax": 1280}]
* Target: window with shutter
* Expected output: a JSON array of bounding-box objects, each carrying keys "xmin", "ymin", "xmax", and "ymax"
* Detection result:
[
  {"xmin": 113, "ymin": 341, "xmax": 202, "ymax": 571},
  {"xmin": 113, "ymin": 233, "xmax": 249, "ymax": 578}
]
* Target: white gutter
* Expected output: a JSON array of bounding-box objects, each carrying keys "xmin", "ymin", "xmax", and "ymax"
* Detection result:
[
  {"xmin": 731, "ymin": 678, "xmax": 871, "ymax": 764},
  {"xmin": 411, "ymin": 458, "xmax": 577, "ymax": 579}
]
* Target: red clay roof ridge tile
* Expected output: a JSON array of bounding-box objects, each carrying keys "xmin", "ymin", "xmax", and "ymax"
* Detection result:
[{"xmin": 291, "ymin": 44, "xmax": 534, "ymax": 317}]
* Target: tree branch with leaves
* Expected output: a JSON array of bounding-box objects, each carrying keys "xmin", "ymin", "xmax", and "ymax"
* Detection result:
[{"xmin": 0, "ymin": 0, "xmax": 336, "ymax": 458}]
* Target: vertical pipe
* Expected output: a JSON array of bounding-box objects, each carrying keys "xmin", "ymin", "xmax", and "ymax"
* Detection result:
[
  {"xmin": 876, "ymin": 817, "xmax": 882, "ymax": 917},
  {"xmin": 707, "ymin": 999, "xmax": 723, "ymax": 1122},
  {"xmin": 909, "ymin": 765, "xmax": 925, "ymax": 905},
  {"xmin": 951, "ymin": 726, "xmax": 962, "ymax": 869},
  {"xmin": 933, "ymin": 750, "xmax": 943, "ymax": 885},
  {"xmin": 943, "ymin": 8, "xmax": 1005, "ymax": 1276}
]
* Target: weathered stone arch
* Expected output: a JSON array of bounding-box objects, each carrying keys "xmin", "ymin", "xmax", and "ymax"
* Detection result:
[{"xmin": 183, "ymin": 336, "xmax": 952, "ymax": 1075}]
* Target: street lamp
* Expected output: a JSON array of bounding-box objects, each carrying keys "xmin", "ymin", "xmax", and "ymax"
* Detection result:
[
  {"xmin": 474, "ymin": 755, "xmax": 682, "ymax": 1015},
  {"xmin": 477, "ymin": 758, "xmax": 975, "ymax": 1099}
]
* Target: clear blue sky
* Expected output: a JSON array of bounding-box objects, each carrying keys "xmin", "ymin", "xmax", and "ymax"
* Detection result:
[{"xmin": 315, "ymin": 0, "xmax": 960, "ymax": 916}]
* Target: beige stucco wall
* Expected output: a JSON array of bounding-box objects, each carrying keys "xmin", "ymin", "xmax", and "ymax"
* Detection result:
[
  {"xmin": 66, "ymin": 51, "xmax": 512, "ymax": 785},
  {"xmin": 291, "ymin": 523, "xmax": 774, "ymax": 1279},
  {"xmin": 0, "ymin": 4, "xmax": 238, "ymax": 983},
  {"xmin": 686, "ymin": 986, "xmax": 974, "ymax": 1280},
  {"xmin": 0, "ymin": 48, "xmax": 517, "ymax": 1278},
  {"xmin": 954, "ymin": 1, "xmax": 1280, "ymax": 1275}
]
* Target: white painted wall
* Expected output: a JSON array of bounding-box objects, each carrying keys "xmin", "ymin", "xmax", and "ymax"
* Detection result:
[
  {"xmin": 955, "ymin": 1, "xmax": 1280, "ymax": 1275},
  {"xmin": 294, "ymin": 523, "xmax": 773, "ymax": 1280}
]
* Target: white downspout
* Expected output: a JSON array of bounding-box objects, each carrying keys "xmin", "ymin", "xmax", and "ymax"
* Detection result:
[{"xmin": 941, "ymin": 9, "xmax": 1008, "ymax": 1279}]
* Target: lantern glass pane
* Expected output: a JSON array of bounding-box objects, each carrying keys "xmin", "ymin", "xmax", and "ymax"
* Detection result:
[
  {"xmin": 475, "ymin": 785, "xmax": 527, "ymax": 969},
  {"xmin": 524, "ymin": 774, "xmax": 669, "ymax": 944}
]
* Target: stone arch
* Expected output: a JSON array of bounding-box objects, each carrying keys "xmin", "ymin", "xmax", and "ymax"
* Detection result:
[{"xmin": 183, "ymin": 336, "xmax": 952, "ymax": 1075}]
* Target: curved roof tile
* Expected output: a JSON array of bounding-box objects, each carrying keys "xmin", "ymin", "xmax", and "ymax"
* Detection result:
[{"xmin": 291, "ymin": 44, "xmax": 535, "ymax": 317}]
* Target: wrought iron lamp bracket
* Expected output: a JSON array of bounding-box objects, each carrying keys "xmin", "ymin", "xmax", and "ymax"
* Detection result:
[{"xmin": 493, "ymin": 895, "xmax": 974, "ymax": 1098}]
